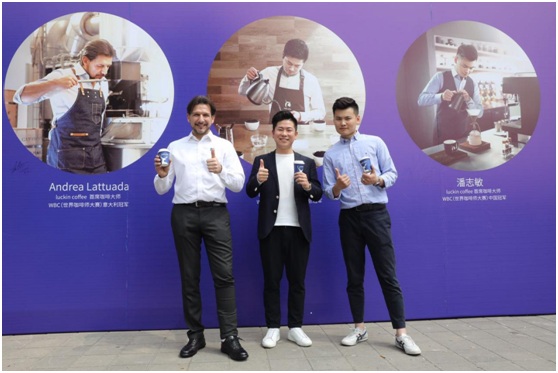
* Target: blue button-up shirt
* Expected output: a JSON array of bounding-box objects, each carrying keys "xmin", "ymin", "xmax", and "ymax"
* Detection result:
[{"xmin": 323, "ymin": 132, "xmax": 397, "ymax": 209}]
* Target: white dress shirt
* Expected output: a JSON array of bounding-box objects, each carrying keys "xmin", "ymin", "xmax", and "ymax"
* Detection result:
[{"xmin": 154, "ymin": 131, "xmax": 245, "ymax": 204}]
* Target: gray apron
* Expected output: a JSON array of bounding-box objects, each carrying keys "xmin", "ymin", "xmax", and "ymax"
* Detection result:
[{"xmin": 47, "ymin": 77, "xmax": 107, "ymax": 174}]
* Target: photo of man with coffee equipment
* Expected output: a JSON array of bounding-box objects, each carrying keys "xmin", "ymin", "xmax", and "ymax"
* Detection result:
[
  {"xmin": 238, "ymin": 38, "xmax": 325, "ymax": 124},
  {"xmin": 417, "ymin": 44, "xmax": 484, "ymax": 144},
  {"xmin": 4, "ymin": 12, "xmax": 174, "ymax": 174},
  {"xmin": 396, "ymin": 21, "xmax": 540, "ymax": 171},
  {"xmin": 13, "ymin": 39, "xmax": 116, "ymax": 174},
  {"xmin": 207, "ymin": 16, "xmax": 365, "ymax": 166}
]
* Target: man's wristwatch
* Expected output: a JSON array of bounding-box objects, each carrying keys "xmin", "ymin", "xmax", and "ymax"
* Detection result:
[{"xmin": 374, "ymin": 178, "xmax": 382, "ymax": 187}]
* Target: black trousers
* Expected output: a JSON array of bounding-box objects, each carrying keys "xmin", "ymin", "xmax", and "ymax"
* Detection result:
[
  {"xmin": 339, "ymin": 207, "xmax": 406, "ymax": 329},
  {"xmin": 260, "ymin": 226, "xmax": 310, "ymax": 328},
  {"xmin": 171, "ymin": 204, "xmax": 238, "ymax": 339}
]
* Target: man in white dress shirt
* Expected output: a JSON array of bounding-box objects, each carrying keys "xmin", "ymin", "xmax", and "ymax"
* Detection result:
[{"xmin": 154, "ymin": 95, "xmax": 248, "ymax": 361}]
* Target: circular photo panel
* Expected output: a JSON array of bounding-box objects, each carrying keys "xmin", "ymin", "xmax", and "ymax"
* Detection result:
[
  {"xmin": 4, "ymin": 11, "xmax": 174, "ymax": 174},
  {"xmin": 207, "ymin": 15, "xmax": 366, "ymax": 167},
  {"xmin": 396, "ymin": 20, "xmax": 539, "ymax": 171}
]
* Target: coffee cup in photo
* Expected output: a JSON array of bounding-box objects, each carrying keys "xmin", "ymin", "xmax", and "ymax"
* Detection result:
[
  {"xmin": 359, "ymin": 156, "xmax": 372, "ymax": 173},
  {"xmin": 312, "ymin": 150, "xmax": 325, "ymax": 167},
  {"xmin": 311, "ymin": 120, "xmax": 326, "ymax": 132},
  {"xmin": 158, "ymin": 148, "xmax": 170, "ymax": 167},
  {"xmin": 244, "ymin": 119, "xmax": 260, "ymax": 131},
  {"xmin": 294, "ymin": 160, "xmax": 305, "ymax": 173},
  {"xmin": 443, "ymin": 140, "xmax": 459, "ymax": 155}
]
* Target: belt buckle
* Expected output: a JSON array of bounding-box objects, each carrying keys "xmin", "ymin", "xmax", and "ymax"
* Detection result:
[{"xmin": 195, "ymin": 201, "xmax": 200, "ymax": 208}]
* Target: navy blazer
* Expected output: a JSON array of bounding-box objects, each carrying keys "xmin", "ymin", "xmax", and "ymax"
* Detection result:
[{"xmin": 246, "ymin": 151, "xmax": 323, "ymax": 242}]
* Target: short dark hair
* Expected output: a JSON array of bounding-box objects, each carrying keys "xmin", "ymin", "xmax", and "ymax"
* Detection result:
[
  {"xmin": 456, "ymin": 44, "xmax": 478, "ymax": 62},
  {"xmin": 80, "ymin": 39, "xmax": 116, "ymax": 61},
  {"xmin": 283, "ymin": 39, "xmax": 309, "ymax": 62},
  {"xmin": 187, "ymin": 95, "xmax": 217, "ymax": 116},
  {"xmin": 272, "ymin": 110, "xmax": 297, "ymax": 131},
  {"xmin": 332, "ymin": 97, "xmax": 359, "ymax": 116}
]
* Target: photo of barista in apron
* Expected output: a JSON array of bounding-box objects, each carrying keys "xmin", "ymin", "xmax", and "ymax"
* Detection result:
[
  {"xmin": 269, "ymin": 67, "xmax": 305, "ymax": 124},
  {"xmin": 238, "ymin": 38, "xmax": 326, "ymax": 125},
  {"xmin": 13, "ymin": 39, "xmax": 115, "ymax": 175}
]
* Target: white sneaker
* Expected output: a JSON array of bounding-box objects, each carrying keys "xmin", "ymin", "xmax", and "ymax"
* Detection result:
[
  {"xmin": 287, "ymin": 327, "xmax": 312, "ymax": 347},
  {"xmin": 395, "ymin": 334, "xmax": 421, "ymax": 355},
  {"xmin": 262, "ymin": 328, "xmax": 280, "ymax": 348},
  {"xmin": 341, "ymin": 328, "xmax": 368, "ymax": 346}
]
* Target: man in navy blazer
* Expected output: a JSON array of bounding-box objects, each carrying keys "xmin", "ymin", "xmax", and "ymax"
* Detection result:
[{"xmin": 246, "ymin": 110, "xmax": 322, "ymax": 349}]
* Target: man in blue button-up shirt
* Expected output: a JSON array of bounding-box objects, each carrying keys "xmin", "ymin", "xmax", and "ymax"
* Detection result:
[{"xmin": 323, "ymin": 97, "xmax": 421, "ymax": 356}]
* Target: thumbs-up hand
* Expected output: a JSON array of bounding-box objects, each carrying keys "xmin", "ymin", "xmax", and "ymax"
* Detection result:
[
  {"xmin": 361, "ymin": 165, "xmax": 381, "ymax": 186},
  {"xmin": 257, "ymin": 159, "xmax": 269, "ymax": 183},
  {"xmin": 332, "ymin": 168, "xmax": 350, "ymax": 198},
  {"xmin": 335, "ymin": 168, "xmax": 351, "ymax": 190},
  {"xmin": 207, "ymin": 147, "xmax": 222, "ymax": 174}
]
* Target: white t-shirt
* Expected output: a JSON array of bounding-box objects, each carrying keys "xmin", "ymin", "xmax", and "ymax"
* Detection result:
[{"xmin": 274, "ymin": 153, "xmax": 300, "ymax": 227}]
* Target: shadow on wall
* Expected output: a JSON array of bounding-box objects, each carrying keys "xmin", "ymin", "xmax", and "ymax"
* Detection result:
[{"xmin": 207, "ymin": 16, "xmax": 365, "ymax": 125}]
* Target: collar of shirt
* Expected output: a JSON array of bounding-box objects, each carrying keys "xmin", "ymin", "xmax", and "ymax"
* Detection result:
[
  {"xmin": 74, "ymin": 64, "xmax": 88, "ymax": 78},
  {"xmin": 451, "ymin": 67, "xmax": 467, "ymax": 90},
  {"xmin": 185, "ymin": 131, "xmax": 218, "ymax": 144},
  {"xmin": 451, "ymin": 66, "xmax": 461, "ymax": 79},
  {"xmin": 339, "ymin": 131, "xmax": 363, "ymax": 145}
]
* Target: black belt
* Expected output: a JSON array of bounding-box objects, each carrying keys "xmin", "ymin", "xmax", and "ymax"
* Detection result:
[
  {"xmin": 349, "ymin": 203, "xmax": 386, "ymax": 212},
  {"xmin": 184, "ymin": 201, "xmax": 226, "ymax": 208}
]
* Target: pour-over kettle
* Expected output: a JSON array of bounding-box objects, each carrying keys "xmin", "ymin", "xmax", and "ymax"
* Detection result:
[
  {"xmin": 246, "ymin": 73, "xmax": 272, "ymax": 105},
  {"xmin": 448, "ymin": 92, "xmax": 465, "ymax": 111}
]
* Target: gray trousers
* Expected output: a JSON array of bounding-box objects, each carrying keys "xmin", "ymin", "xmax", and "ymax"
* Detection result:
[{"xmin": 171, "ymin": 204, "xmax": 238, "ymax": 339}]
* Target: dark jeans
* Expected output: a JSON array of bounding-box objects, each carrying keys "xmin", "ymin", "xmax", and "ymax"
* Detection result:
[
  {"xmin": 339, "ymin": 207, "xmax": 406, "ymax": 329},
  {"xmin": 260, "ymin": 226, "xmax": 310, "ymax": 328},
  {"xmin": 171, "ymin": 204, "xmax": 238, "ymax": 339}
]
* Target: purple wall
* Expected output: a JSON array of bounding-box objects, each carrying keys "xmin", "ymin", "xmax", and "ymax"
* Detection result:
[{"xmin": 2, "ymin": 2, "xmax": 555, "ymax": 334}]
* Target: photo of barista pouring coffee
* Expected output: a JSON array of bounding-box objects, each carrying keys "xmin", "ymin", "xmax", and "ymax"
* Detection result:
[
  {"xmin": 4, "ymin": 12, "xmax": 174, "ymax": 174},
  {"xmin": 207, "ymin": 16, "xmax": 366, "ymax": 167},
  {"xmin": 238, "ymin": 38, "xmax": 326, "ymax": 125},
  {"xmin": 417, "ymin": 44, "xmax": 484, "ymax": 144},
  {"xmin": 396, "ymin": 20, "xmax": 540, "ymax": 171}
]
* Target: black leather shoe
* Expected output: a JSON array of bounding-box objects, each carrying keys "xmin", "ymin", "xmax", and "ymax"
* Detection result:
[
  {"xmin": 179, "ymin": 335, "xmax": 206, "ymax": 358},
  {"xmin": 221, "ymin": 335, "xmax": 249, "ymax": 361}
]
